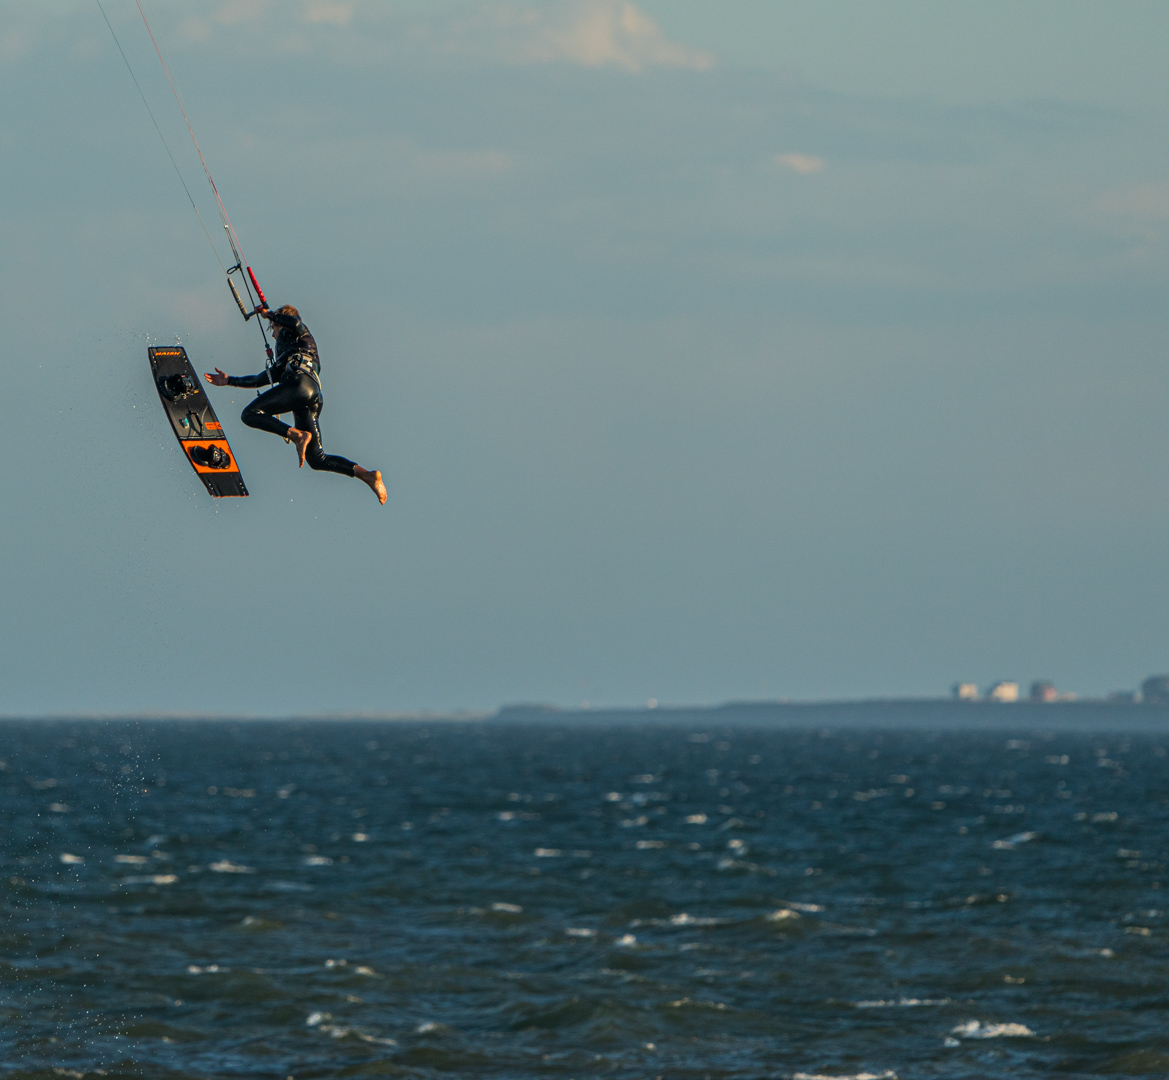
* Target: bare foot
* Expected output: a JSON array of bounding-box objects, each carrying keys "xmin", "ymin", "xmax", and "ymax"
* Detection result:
[
  {"xmin": 287, "ymin": 427, "xmax": 312, "ymax": 468},
  {"xmin": 355, "ymin": 466, "xmax": 388, "ymax": 505}
]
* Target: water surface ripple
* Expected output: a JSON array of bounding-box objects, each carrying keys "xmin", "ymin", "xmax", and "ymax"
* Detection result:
[{"xmin": 4, "ymin": 714, "xmax": 1169, "ymax": 1078}]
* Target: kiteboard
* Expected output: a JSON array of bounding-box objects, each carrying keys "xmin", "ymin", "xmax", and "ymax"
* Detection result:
[{"xmin": 149, "ymin": 345, "xmax": 248, "ymax": 498}]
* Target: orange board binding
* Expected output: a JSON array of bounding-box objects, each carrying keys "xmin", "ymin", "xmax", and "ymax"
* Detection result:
[{"xmin": 149, "ymin": 346, "xmax": 248, "ymax": 497}]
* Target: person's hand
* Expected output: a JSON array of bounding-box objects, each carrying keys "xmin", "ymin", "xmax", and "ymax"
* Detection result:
[{"xmin": 204, "ymin": 368, "xmax": 229, "ymax": 387}]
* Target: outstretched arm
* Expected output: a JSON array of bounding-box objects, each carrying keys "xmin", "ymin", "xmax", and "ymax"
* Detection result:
[{"xmin": 204, "ymin": 367, "xmax": 272, "ymax": 389}]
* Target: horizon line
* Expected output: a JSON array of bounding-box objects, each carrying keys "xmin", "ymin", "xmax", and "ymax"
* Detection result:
[{"xmin": 0, "ymin": 695, "xmax": 1164, "ymax": 722}]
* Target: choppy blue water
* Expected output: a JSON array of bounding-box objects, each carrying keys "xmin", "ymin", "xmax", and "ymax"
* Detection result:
[{"xmin": 5, "ymin": 708, "xmax": 1169, "ymax": 1078}]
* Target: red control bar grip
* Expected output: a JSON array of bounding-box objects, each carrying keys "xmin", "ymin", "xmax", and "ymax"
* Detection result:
[{"xmin": 247, "ymin": 266, "xmax": 268, "ymax": 310}]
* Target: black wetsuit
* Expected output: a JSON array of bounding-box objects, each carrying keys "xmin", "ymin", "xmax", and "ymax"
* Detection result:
[{"xmin": 226, "ymin": 310, "xmax": 357, "ymax": 477}]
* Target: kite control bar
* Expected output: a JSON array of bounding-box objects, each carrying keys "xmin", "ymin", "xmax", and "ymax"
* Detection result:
[
  {"xmin": 226, "ymin": 263, "xmax": 274, "ymax": 364},
  {"xmin": 227, "ymin": 263, "xmax": 269, "ymax": 321}
]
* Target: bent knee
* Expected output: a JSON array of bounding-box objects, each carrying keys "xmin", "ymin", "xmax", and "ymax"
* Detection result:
[{"xmin": 240, "ymin": 403, "xmax": 265, "ymax": 428}]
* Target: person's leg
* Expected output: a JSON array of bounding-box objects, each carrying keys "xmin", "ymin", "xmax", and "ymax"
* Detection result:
[
  {"xmin": 289, "ymin": 385, "xmax": 353, "ymax": 474},
  {"xmin": 242, "ymin": 377, "xmax": 318, "ymax": 465},
  {"xmin": 294, "ymin": 379, "xmax": 387, "ymax": 504},
  {"xmin": 240, "ymin": 382, "xmax": 299, "ymax": 439},
  {"xmin": 296, "ymin": 400, "xmax": 358, "ymax": 477}
]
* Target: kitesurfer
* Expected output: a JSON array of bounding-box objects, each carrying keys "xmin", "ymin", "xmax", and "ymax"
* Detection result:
[{"xmin": 204, "ymin": 305, "xmax": 387, "ymax": 504}]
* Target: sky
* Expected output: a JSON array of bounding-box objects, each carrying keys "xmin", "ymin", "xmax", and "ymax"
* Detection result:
[{"xmin": 2, "ymin": 0, "xmax": 1169, "ymax": 715}]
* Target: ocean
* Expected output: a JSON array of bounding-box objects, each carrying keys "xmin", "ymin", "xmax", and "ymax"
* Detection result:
[{"xmin": 5, "ymin": 706, "xmax": 1169, "ymax": 1078}]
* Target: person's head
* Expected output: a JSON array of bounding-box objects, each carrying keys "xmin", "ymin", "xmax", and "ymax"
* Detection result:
[{"xmin": 269, "ymin": 304, "xmax": 298, "ymax": 337}]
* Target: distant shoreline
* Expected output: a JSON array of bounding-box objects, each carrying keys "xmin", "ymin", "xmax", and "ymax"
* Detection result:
[
  {"xmin": 2, "ymin": 697, "xmax": 1168, "ymax": 728},
  {"xmin": 491, "ymin": 698, "xmax": 1169, "ymax": 730}
]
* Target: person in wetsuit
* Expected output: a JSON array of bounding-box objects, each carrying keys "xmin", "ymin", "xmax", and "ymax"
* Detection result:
[{"xmin": 204, "ymin": 305, "xmax": 387, "ymax": 504}]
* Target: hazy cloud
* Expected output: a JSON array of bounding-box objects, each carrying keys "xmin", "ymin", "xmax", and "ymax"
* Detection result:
[
  {"xmin": 773, "ymin": 153, "xmax": 826, "ymax": 175},
  {"xmin": 1095, "ymin": 181, "xmax": 1169, "ymax": 224},
  {"xmin": 1073, "ymin": 179, "xmax": 1169, "ymax": 267},
  {"xmin": 303, "ymin": 2, "xmax": 354, "ymax": 27},
  {"xmin": 179, "ymin": 0, "xmax": 272, "ymax": 42},
  {"xmin": 176, "ymin": 0, "xmax": 358, "ymax": 42},
  {"xmin": 0, "ymin": 28, "xmax": 31, "ymax": 63},
  {"xmin": 150, "ymin": 0, "xmax": 713, "ymax": 72},
  {"xmin": 296, "ymin": 135, "xmax": 514, "ymax": 195},
  {"xmin": 458, "ymin": 1, "xmax": 715, "ymax": 73},
  {"xmin": 208, "ymin": 0, "xmax": 271, "ymax": 28},
  {"xmin": 0, "ymin": 4, "xmax": 42, "ymax": 67}
]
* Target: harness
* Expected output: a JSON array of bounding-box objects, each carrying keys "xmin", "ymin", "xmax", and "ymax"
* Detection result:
[{"xmin": 282, "ymin": 351, "xmax": 321, "ymax": 389}]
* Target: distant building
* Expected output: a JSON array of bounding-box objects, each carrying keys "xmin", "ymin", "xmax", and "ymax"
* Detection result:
[
  {"xmin": 1029, "ymin": 680, "xmax": 1059, "ymax": 703},
  {"xmin": 1141, "ymin": 675, "xmax": 1169, "ymax": 704},
  {"xmin": 987, "ymin": 681, "xmax": 1019, "ymax": 703},
  {"xmin": 952, "ymin": 683, "xmax": 978, "ymax": 701}
]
